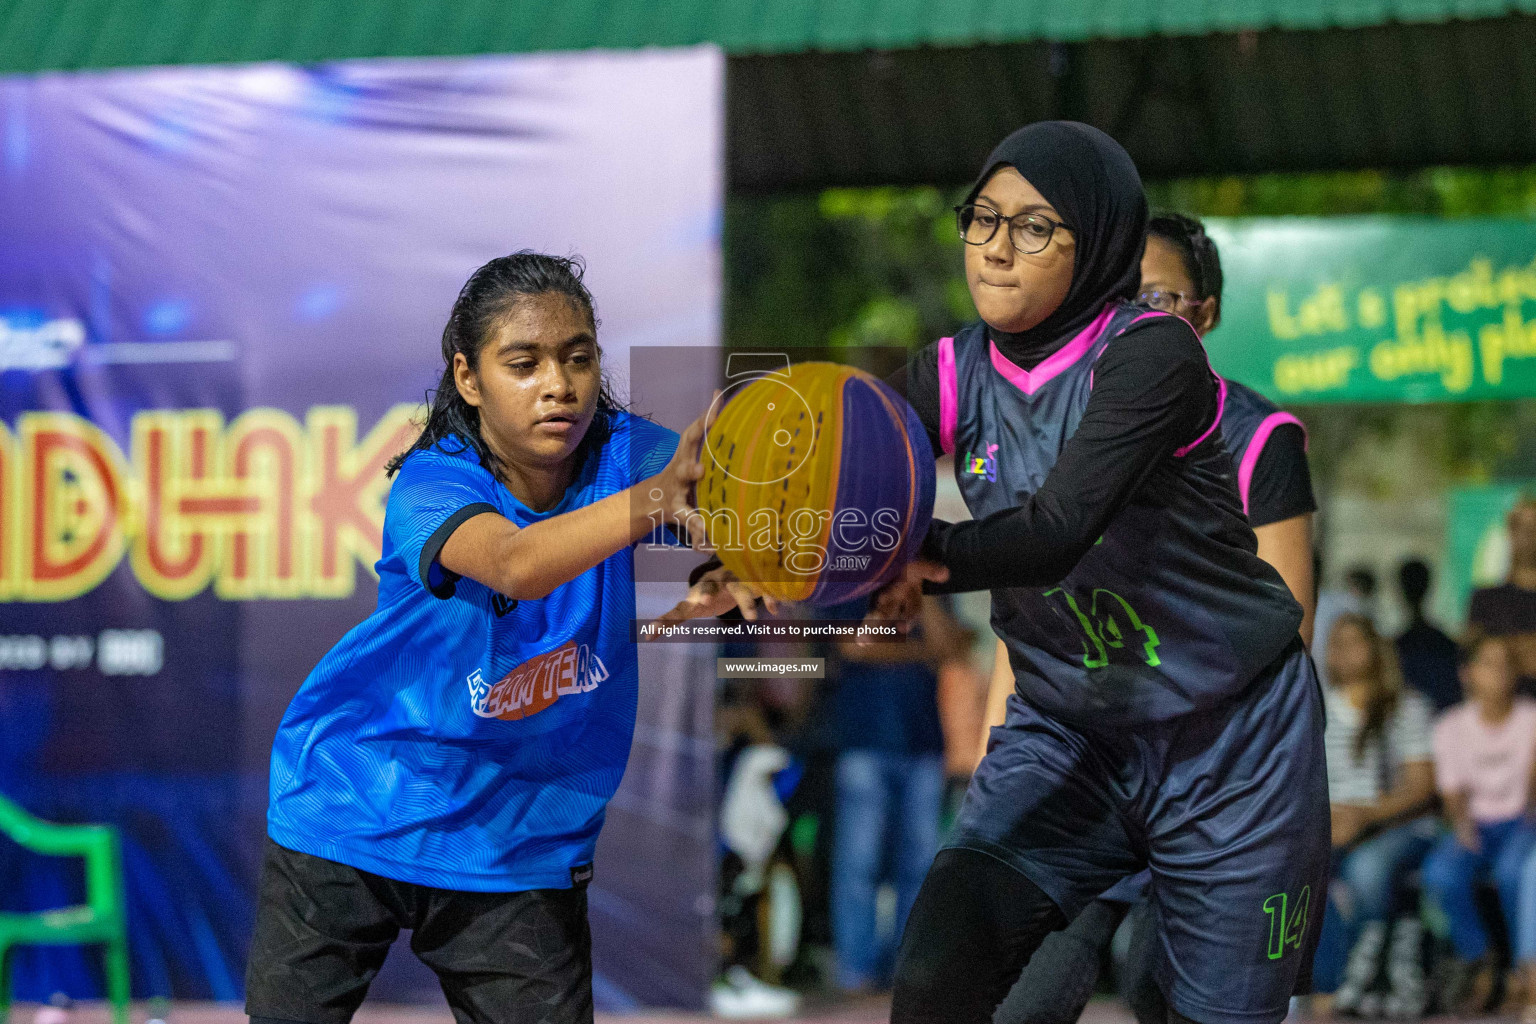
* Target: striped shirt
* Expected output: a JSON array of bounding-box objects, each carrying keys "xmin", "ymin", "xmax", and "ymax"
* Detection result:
[{"xmin": 1323, "ymin": 686, "xmax": 1433, "ymax": 806}]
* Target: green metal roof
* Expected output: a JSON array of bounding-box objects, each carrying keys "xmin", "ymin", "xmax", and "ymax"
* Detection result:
[
  {"xmin": 4, "ymin": 0, "xmax": 1536, "ymax": 73},
  {"xmin": 8, "ymin": 2, "xmax": 1536, "ymax": 190}
]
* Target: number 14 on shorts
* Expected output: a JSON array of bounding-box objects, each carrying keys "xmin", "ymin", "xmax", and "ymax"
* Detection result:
[{"xmin": 1261, "ymin": 886, "xmax": 1310, "ymax": 961}]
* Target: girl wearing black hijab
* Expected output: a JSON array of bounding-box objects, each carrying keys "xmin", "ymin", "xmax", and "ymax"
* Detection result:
[{"xmin": 876, "ymin": 123, "xmax": 1328, "ymax": 1024}]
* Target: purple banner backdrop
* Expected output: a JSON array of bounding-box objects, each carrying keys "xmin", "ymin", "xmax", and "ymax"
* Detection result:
[{"xmin": 0, "ymin": 49, "xmax": 721, "ymax": 1006}]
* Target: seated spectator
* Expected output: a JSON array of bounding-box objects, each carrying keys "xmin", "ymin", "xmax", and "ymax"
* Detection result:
[
  {"xmin": 825, "ymin": 597, "xmax": 966, "ymax": 992},
  {"xmin": 1469, "ymin": 498, "xmax": 1536, "ymax": 694},
  {"xmin": 1395, "ymin": 559, "xmax": 1461, "ymax": 712},
  {"xmin": 1320, "ymin": 614, "xmax": 1438, "ymax": 1017},
  {"xmin": 1316, "ymin": 563, "xmax": 1378, "ymax": 672},
  {"xmin": 714, "ymin": 679, "xmax": 805, "ymax": 1016},
  {"xmin": 1421, "ymin": 632, "xmax": 1536, "ymax": 1014}
]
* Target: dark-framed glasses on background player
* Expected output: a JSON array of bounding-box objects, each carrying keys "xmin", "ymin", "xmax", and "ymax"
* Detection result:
[
  {"xmin": 1137, "ymin": 289, "xmax": 1202, "ymax": 315},
  {"xmin": 955, "ymin": 203, "xmax": 1072, "ymax": 255}
]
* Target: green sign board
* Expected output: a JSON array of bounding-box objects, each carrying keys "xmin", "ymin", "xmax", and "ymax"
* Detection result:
[{"xmin": 1205, "ymin": 217, "xmax": 1536, "ymax": 404}]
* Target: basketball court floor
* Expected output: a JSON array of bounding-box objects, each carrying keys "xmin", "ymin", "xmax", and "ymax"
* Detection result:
[{"xmin": 0, "ymin": 1000, "xmax": 1444, "ymax": 1024}]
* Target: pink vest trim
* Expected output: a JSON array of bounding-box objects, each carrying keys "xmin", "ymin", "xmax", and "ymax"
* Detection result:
[
  {"xmin": 1237, "ymin": 411, "xmax": 1307, "ymax": 516},
  {"xmin": 1126, "ymin": 309, "xmax": 1198, "ymax": 333},
  {"xmin": 987, "ymin": 303, "xmax": 1117, "ymax": 396},
  {"xmin": 1175, "ymin": 373, "xmax": 1227, "ymax": 458},
  {"xmin": 1125, "ymin": 312, "xmax": 1226, "ymax": 459},
  {"xmin": 938, "ymin": 336, "xmax": 957, "ymax": 455}
]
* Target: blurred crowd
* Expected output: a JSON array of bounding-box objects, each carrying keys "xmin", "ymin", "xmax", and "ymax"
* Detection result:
[
  {"xmin": 709, "ymin": 496, "xmax": 1536, "ymax": 1021},
  {"xmin": 710, "ymin": 591, "xmax": 985, "ymax": 1017},
  {"xmin": 1306, "ymin": 496, "xmax": 1536, "ymax": 1021}
]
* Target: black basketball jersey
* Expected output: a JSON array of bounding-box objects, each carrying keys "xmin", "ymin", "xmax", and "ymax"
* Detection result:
[{"xmin": 937, "ymin": 303, "xmax": 1303, "ymax": 726}]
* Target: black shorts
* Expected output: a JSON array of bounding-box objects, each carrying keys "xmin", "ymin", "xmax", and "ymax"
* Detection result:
[
  {"xmin": 951, "ymin": 642, "xmax": 1329, "ymax": 1024},
  {"xmin": 246, "ymin": 838, "xmax": 593, "ymax": 1024}
]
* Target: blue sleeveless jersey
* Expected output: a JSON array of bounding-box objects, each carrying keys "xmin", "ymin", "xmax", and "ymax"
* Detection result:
[
  {"xmin": 1217, "ymin": 378, "xmax": 1306, "ymax": 521},
  {"xmin": 267, "ymin": 411, "xmax": 678, "ymax": 891},
  {"xmin": 937, "ymin": 303, "xmax": 1302, "ymax": 726}
]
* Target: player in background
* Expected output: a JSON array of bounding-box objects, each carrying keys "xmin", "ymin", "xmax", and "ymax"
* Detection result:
[{"xmin": 1139, "ymin": 213, "xmax": 1316, "ymax": 644}]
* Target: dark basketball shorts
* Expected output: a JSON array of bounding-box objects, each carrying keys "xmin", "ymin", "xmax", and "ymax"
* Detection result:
[
  {"xmin": 245, "ymin": 839, "xmax": 594, "ymax": 1024},
  {"xmin": 950, "ymin": 640, "xmax": 1329, "ymax": 1024}
]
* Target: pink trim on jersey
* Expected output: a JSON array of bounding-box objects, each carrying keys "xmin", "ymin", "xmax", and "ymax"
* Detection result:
[
  {"xmin": 938, "ymin": 336, "xmax": 957, "ymax": 455},
  {"xmin": 1124, "ymin": 313, "xmax": 1227, "ymax": 459},
  {"xmin": 1124, "ymin": 309, "xmax": 1200, "ymax": 334},
  {"xmin": 1237, "ymin": 411, "xmax": 1306, "ymax": 516},
  {"xmin": 989, "ymin": 303, "xmax": 1116, "ymax": 396},
  {"xmin": 1118, "ymin": 308, "xmax": 1198, "ymax": 333},
  {"xmin": 1175, "ymin": 373, "xmax": 1226, "ymax": 458}
]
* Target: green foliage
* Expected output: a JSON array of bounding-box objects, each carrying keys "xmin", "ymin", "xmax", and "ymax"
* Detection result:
[
  {"xmin": 723, "ymin": 166, "xmax": 1536, "ymax": 488},
  {"xmin": 727, "ymin": 169, "xmax": 1536, "ymax": 360},
  {"xmin": 1148, "ymin": 167, "xmax": 1536, "ymax": 218},
  {"xmin": 725, "ymin": 185, "xmax": 969, "ymax": 356}
]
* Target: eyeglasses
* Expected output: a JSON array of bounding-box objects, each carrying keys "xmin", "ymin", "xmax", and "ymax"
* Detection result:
[
  {"xmin": 955, "ymin": 204, "xmax": 1071, "ymax": 255},
  {"xmin": 1137, "ymin": 290, "xmax": 1202, "ymax": 313}
]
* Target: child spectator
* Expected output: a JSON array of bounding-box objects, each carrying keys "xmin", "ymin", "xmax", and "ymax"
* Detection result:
[
  {"xmin": 1315, "ymin": 563, "xmax": 1378, "ymax": 674},
  {"xmin": 1421, "ymin": 632, "xmax": 1536, "ymax": 1013},
  {"xmin": 1321, "ymin": 614, "xmax": 1438, "ymax": 1017}
]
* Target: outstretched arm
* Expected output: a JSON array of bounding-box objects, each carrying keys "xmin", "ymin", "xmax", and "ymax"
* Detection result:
[
  {"xmin": 439, "ymin": 413, "xmax": 707, "ymax": 601},
  {"xmin": 923, "ymin": 317, "xmax": 1214, "ymax": 593}
]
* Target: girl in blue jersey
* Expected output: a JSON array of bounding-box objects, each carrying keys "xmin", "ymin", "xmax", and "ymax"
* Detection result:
[
  {"xmin": 245, "ymin": 252, "xmax": 733, "ymax": 1024},
  {"xmin": 876, "ymin": 123, "xmax": 1330, "ymax": 1024}
]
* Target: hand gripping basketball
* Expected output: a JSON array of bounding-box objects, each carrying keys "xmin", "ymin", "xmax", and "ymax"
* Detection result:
[{"xmin": 858, "ymin": 559, "xmax": 950, "ymax": 644}]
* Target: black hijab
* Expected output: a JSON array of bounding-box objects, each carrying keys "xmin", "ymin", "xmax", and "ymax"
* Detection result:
[{"xmin": 966, "ymin": 121, "xmax": 1148, "ymax": 368}]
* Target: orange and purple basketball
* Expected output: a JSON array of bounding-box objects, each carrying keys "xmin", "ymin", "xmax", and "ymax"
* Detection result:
[{"xmin": 697, "ymin": 361, "xmax": 934, "ymax": 604}]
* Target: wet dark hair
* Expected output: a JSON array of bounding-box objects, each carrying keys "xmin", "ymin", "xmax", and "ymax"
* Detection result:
[
  {"xmin": 1147, "ymin": 212, "xmax": 1223, "ymax": 323},
  {"xmin": 386, "ymin": 251, "xmax": 619, "ymax": 479}
]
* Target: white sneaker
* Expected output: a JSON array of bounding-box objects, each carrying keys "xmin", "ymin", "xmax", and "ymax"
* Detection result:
[
  {"xmin": 711, "ymin": 965, "xmax": 803, "ymax": 1018},
  {"xmin": 1335, "ymin": 920, "xmax": 1387, "ymax": 1015}
]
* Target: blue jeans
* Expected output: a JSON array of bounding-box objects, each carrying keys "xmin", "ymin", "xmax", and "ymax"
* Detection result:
[
  {"xmin": 1514, "ymin": 834, "xmax": 1536, "ymax": 962},
  {"xmin": 1421, "ymin": 817, "xmax": 1536, "ymax": 960},
  {"xmin": 1339, "ymin": 817, "xmax": 1438, "ymax": 924},
  {"xmin": 831, "ymin": 749, "xmax": 943, "ymax": 990},
  {"xmin": 1312, "ymin": 817, "xmax": 1436, "ymax": 992}
]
